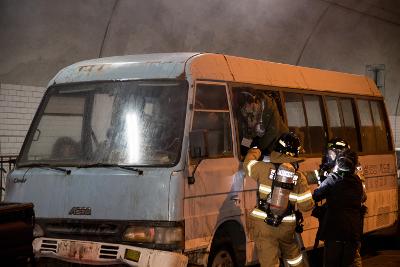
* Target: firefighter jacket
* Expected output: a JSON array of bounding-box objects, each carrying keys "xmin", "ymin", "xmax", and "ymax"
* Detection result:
[
  {"xmin": 312, "ymin": 172, "xmax": 363, "ymax": 241},
  {"xmin": 244, "ymin": 148, "xmax": 314, "ymax": 223}
]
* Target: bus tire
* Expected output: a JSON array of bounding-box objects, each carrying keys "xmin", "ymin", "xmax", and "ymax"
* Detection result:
[{"xmin": 207, "ymin": 243, "xmax": 237, "ymax": 267}]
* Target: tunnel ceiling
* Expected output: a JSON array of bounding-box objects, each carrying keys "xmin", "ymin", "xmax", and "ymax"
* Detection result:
[{"xmin": 0, "ymin": 0, "xmax": 400, "ymax": 113}]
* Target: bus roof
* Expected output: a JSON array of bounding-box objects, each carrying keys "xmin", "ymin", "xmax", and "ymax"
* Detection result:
[{"xmin": 50, "ymin": 52, "xmax": 381, "ymax": 97}]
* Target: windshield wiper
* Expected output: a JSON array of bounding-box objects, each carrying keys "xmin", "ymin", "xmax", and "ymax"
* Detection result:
[
  {"xmin": 77, "ymin": 163, "xmax": 143, "ymax": 175},
  {"xmin": 17, "ymin": 163, "xmax": 71, "ymax": 175}
]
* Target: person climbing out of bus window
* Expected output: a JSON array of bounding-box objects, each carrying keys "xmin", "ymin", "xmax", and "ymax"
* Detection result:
[
  {"xmin": 238, "ymin": 90, "xmax": 288, "ymax": 158},
  {"xmin": 312, "ymin": 149, "xmax": 364, "ymax": 267},
  {"xmin": 311, "ymin": 138, "xmax": 367, "ymax": 267},
  {"xmin": 51, "ymin": 137, "xmax": 80, "ymax": 159},
  {"xmin": 244, "ymin": 132, "xmax": 314, "ymax": 267}
]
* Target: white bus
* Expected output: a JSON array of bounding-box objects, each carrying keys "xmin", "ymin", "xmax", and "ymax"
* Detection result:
[{"xmin": 5, "ymin": 53, "xmax": 398, "ymax": 266}]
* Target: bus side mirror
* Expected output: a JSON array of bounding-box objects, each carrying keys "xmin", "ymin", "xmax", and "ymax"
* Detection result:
[
  {"xmin": 188, "ymin": 157, "xmax": 204, "ymax": 185},
  {"xmin": 188, "ymin": 130, "xmax": 208, "ymax": 184}
]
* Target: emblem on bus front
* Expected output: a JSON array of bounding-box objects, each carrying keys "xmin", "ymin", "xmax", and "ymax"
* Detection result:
[{"xmin": 69, "ymin": 207, "xmax": 92, "ymax": 215}]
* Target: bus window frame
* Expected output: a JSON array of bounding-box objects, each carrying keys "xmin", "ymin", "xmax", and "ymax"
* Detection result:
[
  {"xmin": 190, "ymin": 81, "xmax": 236, "ymax": 162},
  {"xmin": 219, "ymin": 80, "xmax": 393, "ymax": 158},
  {"xmin": 228, "ymin": 82, "xmax": 284, "ymax": 159}
]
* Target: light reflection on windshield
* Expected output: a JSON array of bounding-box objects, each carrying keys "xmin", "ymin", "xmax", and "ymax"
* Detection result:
[
  {"xmin": 125, "ymin": 112, "xmax": 141, "ymax": 163},
  {"xmin": 19, "ymin": 80, "xmax": 188, "ymax": 167}
]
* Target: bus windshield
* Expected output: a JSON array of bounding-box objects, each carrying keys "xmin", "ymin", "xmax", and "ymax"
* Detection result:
[{"xmin": 18, "ymin": 80, "xmax": 188, "ymax": 167}]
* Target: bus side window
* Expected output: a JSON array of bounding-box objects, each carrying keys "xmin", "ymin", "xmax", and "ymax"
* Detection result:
[
  {"xmin": 340, "ymin": 98, "xmax": 360, "ymax": 151},
  {"xmin": 303, "ymin": 95, "xmax": 326, "ymax": 153},
  {"xmin": 232, "ymin": 87, "xmax": 285, "ymax": 157},
  {"xmin": 284, "ymin": 93, "xmax": 308, "ymax": 153},
  {"xmin": 370, "ymin": 101, "xmax": 390, "ymax": 152},
  {"xmin": 191, "ymin": 83, "xmax": 233, "ymax": 159},
  {"xmin": 357, "ymin": 99, "xmax": 377, "ymax": 152},
  {"xmin": 326, "ymin": 97, "xmax": 342, "ymax": 137},
  {"xmin": 284, "ymin": 93, "xmax": 326, "ymax": 154},
  {"xmin": 357, "ymin": 99, "xmax": 390, "ymax": 153},
  {"xmin": 326, "ymin": 97, "xmax": 360, "ymax": 151}
]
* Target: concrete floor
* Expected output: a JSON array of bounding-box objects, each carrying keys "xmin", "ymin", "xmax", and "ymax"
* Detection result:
[
  {"xmin": 362, "ymin": 221, "xmax": 400, "ymax": 267},
  {"xmin": 363, "ymin": 251, "xmax": 400, "ymax": 267}
]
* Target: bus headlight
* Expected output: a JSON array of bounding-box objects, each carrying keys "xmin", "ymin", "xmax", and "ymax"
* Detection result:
[
  {"xmin": 123, "ymin": 226, "xmax": 183, "ymax": 245},
  {"xmin": 33, "ymin": 224, "xmax": 44, "ymax": 238}
]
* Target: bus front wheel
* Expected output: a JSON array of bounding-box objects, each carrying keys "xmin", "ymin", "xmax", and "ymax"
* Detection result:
[{"xmin": 207, "ymin": 244, "xmax": 237, "ymax": 267}]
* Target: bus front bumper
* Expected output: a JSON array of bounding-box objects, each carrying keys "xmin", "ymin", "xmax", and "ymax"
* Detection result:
[{"xmin": 33, "ymin": 237, "xmax": 188, "ymax": 267}]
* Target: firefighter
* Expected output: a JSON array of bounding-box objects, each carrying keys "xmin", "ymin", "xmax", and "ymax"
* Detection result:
[
  {"xmin": 316, "ymin": 137, "xmax": 349, "ymax": 184},
  {"xmin": 312, "ymin": 149, "xmax": 363, "ymax": 267},
  {"xmin": 317, "ymin": 138, "xmax": 366, "ymax": 192},
  {"xmin": 244, "ymin": 132, "xmax": 314, "ymax": 267},
  {"xmin": 312, "ymin": 138, "xmax": 366, "ymax": 267}
]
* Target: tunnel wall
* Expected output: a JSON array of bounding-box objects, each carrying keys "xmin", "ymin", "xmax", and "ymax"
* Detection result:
[{"xmin": 1, "ymin": 0, "xmax": 400, "ymax": 154}]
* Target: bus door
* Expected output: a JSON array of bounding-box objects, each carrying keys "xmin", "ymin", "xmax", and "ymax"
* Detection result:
[{"xmin": 184, "ymin": 81, "xmax": 243, "ymax": 251}]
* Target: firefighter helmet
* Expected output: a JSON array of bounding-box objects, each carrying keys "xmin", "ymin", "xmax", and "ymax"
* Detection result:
[
  {"xmin": 327, "ymin": 137, "xmax": 350, "ymax": 151},
  {"xmin": 322, "ymin": 137, "xmax": 351, "ymax": 170},
  {"xmin": 274, "ymin": 132, "xmax": 301, "ymax": 157}
]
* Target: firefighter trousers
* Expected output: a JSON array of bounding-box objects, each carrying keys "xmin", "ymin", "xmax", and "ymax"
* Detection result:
[{"xmin": 251, "ymin": 218, "xmax": 305, "ymax": 267}]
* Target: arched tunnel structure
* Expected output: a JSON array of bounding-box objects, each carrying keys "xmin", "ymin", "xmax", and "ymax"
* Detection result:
[{"xmin": 0, "ymin": 0, "xmax": 400, "ymax": 154}]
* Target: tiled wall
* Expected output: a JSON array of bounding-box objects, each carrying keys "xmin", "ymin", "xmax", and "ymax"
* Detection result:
[{"xmin": 0, "ymin": 83, "xmax": 45, "ymax": 156}]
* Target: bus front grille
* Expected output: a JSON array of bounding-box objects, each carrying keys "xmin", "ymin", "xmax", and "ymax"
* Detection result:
[
  {"xmin": 40, "ymin": 239, "xmax": 58, "ymax": 253},
  {"xmin": 38, "ymin": 239, "xmax": 120, "ymax": 261},
  {"xmin": 99, "ymin": 244, "xmax": 119, "ymax": 259}
]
